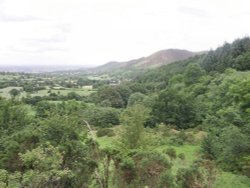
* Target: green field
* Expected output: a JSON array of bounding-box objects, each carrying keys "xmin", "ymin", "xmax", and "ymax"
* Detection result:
[
  {"xmin": 0, "ymin": 87, "xmax": 25, "ymax": 98},
  {"xmin": 0, "ymin": 86, "xmax": 96, "ymax": 99},
  {"xmin": 32, "ymin": 88, "xmax": 95, "ymax": 97}
]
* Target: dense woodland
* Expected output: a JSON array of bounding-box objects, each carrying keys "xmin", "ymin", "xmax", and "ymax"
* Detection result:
[{"xmin": 0, "ymin": 37, "xmax": 250, "ymax": 187}]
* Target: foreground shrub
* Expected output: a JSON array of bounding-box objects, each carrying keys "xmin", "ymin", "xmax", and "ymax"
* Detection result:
[{"xmin": 96, "ymin": 128, "xmax": 115, "ymax": 137}]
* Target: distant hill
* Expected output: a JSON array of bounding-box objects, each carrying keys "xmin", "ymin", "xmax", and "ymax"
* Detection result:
[{"xmin": 90, "ymin": 49, "xmax": 205, "ymax": 73}]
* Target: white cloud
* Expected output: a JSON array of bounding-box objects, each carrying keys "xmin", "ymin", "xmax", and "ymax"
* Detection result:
[{"xmin": 0, "ymin": 0, "xmax": 250, "ymax": 66}]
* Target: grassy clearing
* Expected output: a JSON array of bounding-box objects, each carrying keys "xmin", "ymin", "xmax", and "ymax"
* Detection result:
[
  {"xmin": 214, "ymin": 172, "xmax": 250, "ymax": 188},
  {"xmin": 93, "ymin": 126, "xmax": 250, "ymax": 187},
  {"xmin": 153, "ymin": 143, "xmax": 200, "ymax": 174},
  {"xmin": 0, "ymin": 75, "xmax": 18, "ymax": 80},
  {"xmin": 96, "ymin": 136, "xmax": 116, "ymax": 149},
  {"xmin": 87, "ymin": 75, "xmax": 111, "ymax": 80},
  {"xmin": 95, "ymin": 126, "xmax": 201, "ymax": 174},
  {"xmin": 31, "ymin": 88, "xmax": 95, "ymax": 97},
  {"xmin": 0, "ymin": 85, "xmax": 96, "ymax": 99},
  {"xmin": 0, "ymin": 87, "xmax": 25, "ymax": 98}
]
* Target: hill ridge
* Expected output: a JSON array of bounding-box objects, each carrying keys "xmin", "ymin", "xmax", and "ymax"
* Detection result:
[{"xmin": 90, "ymin": 48, "xmax": 205, "ymax": 73}]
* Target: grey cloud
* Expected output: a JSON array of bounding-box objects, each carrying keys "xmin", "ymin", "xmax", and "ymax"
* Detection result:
[{"xmin": 178, "ymin": 6, "xmax": 210, "ymax": 18}]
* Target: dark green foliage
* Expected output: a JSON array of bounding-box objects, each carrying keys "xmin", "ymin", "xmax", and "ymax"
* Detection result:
[
  {"xmin": 152, "ymin": 87, "xmax": 198, "ymax": 129},
  {"xmin": 115, "ymin": 85, "xmax": 132, "ymax": 107},
  {"xmin": 202, "ymin": 126, "xmax": 250, "ymax": 175},
  {"xmin": 9, "ymin": 88, "xmax": 21, "ymax": 98},
  {"xmin": 115, "ymin": 151, "xmax": 173, "ymax": 188},
  {"xmin": 157, "ymin": 171, "xmax": 175, "ymax": 188},
  {"xmin": 67, "ymin": 91, "xmax": 81, "ymax": 100},
  {"xmin": 23, "ymin": 96, "xmax": 43, "ymax": 105},
  {"xmin": 35, "ymin": 101, "xmax": 57, "ymax": 118},
  {"xmin": 178, "ymin": 153, "xmax": 186, "ymax": 160},
  {"xmin": 176, "ymin": 166, "xmax": 203, "ymax": 188},
  {"xmin": 96, "ymin": 128, "xmax": 115, "ymax": 137},
  {"xmin": 235, "ymin": 51, "xmax": 250, "ymax": 70},
  {"xmin": 202, "ymin": 37, "xmax": 250, "ymax": 72},
  {"xmin": 165, "ymin": 148, "xmax": 177, "ymax": 160},
  {"xmin": 176, "ymin": 160, "xmax": 217, "ymax": 188},
  {"xmin": 84, "ymin": 106, "xmax": 120, "ymax": 127},
  {"xmin": 95, "ymin": 84, "xmax": 132, "ymax": 108},
  {"xmin": 96, "ymin": 86, "xmax": 125, "ymax": 108},
  {"xmin": 183, "ymin": 63, "xmax": 205, "ymax": 85},
  {"xmin": 0, "ymin": 99, "xmax": 96, "ymax": 187}
]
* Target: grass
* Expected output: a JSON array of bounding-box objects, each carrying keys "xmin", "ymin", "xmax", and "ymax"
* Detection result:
[
  {"xmin": 0, "ymin": 87, "xmax": 96, "ymax": 99},
  {"xmin": 95, "ymin": 126, "xmax": 200, "ymax": 174},
  {"xmin": 92, "ymin": 126, "xmax": 250, "ymax": 187},
  {"xmin": 0, "ymin": 87, "xmax": 26, "ymax": 98},
  {"xmin": 153, "ymin": 143, "xmax": 200, "ymax": 174},
  {"xmin": 31, "ymin": 88, "xmax": 95, "ymax": 97},
  {"xmin": 96, "ymin": 136, "xmax": 116, "ymax": 149},
  {"xmin": 214, "ymin": 172, "xmax": 250, "ymax": 188},
  {"xmin": 87, "ymin": 74, "xmax": 111, "ymax": 80}
]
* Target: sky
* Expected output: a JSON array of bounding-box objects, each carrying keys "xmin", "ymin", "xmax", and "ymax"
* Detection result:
[{"xmin": 0, "ymin": 0, "xmax": 250, "ymax": 66}]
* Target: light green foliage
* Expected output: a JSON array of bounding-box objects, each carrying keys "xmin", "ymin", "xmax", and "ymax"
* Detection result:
[
  {"xmin": 83, "ymin": 106, "xmax": 120, "ymax": 127},
  {"xmin": 127, "ymin": 92, "xmax": 146, "ymax": 107},
  {"xmin": 120, "ymin": 104, "xmax": 149, "ymax": 149},
  {"xmin": 214, "ymin": 172, "xmax": 250, "ymax": 188},
  {"xmin": 20, "ymin": 144, "xmax": 72, "ymax": 187},
  {"xmin": 20, "ymin": 144, "xmax": 63, "ymax": 170}
]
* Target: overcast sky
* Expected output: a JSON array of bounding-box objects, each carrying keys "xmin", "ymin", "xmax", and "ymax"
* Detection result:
[{"xmin": 0, "ymin": 0, "xmax": 250, "ymax": 66}]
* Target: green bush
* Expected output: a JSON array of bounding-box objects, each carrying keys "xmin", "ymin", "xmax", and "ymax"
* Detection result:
[
  {"xmin": 165, "ymin": 148, "xmax": 177, "ymax": 160},
  {"xmin": 96, "ymin": 128, "xmax": 115, "ymax": 137},
  {"xmin": 178, "ymin": 153, "xmax": 186, "ymax": 160}
]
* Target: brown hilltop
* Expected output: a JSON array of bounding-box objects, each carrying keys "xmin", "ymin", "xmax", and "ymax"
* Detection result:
[{"xmin": 91, "ymin": 49, "xmax": 205, "ymax": 73}]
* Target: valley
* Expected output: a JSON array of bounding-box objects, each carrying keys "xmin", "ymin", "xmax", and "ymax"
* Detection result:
[{"xmin": 0, "ymin": 38, "xmax": 250, "ymax": 187}]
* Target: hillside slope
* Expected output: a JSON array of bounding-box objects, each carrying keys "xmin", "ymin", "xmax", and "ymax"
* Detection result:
[{"xmin": 91, "ymin": 49, "xmax": 204, "ymax": 73}]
